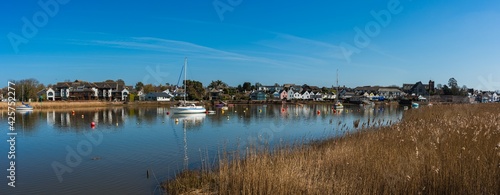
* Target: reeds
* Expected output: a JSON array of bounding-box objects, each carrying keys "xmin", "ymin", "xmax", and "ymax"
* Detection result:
[{"xmin": 164, "ymin": 104, "xmax": 500, "ymax": 194}]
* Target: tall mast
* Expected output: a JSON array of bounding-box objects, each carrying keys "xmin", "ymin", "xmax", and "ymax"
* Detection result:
[
  {"xmin": 184, "ymin": 57, "xmax": 187, "ymax": 103},
  {"xmin": 336, "ymin": 69, "xmax": 339, "ymax": 96}
]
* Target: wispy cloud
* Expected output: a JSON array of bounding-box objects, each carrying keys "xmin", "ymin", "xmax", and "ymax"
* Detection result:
[{"xmin": 70, "ymin": 36, "xmax": 316, "ymax": 70}]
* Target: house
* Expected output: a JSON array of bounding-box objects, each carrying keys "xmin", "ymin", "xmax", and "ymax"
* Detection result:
[
  {"xmin": 378, "ymin": 87, "xmax": 402, "ymax": 99},
  {"xmin": 287, "ymin": 89, "xmax": 294, "ymax": 100},
  {"xmin": 301, "ymin": 91, "xmax": 311, "ymax": 100},
  {"xmin": 293, "ymin": 92, "xmax": 302, "ymax": 99},
  {"xmin": 402, "ymin": 80, "xmax": 434, "ymax": 96},
  {"xmin": 47, "ymin": 80, "xmax": 130, "ymax": 101},
  {"xmin": 208, "ymin": 88, "xmax": 222, "ymax": 100},
  {"xmin": 323, "ymin": 92, "xmax": 336, "ymax": 100},
  {"xmin": 492, "ymin": 93, "xmax": 499, "ymax": 102},
  {"xmin": 314, "ymin": 92, "xmax": 323, "ymax": 100},
  {"xmin": 46, "ymin": 88, "xmax": 55, "ymax": 101},
  {"xmin": 145, "ymin": 92, "xmax": 173, "ymax": 101},
  {"xmin": 279, "ymin": 90, "xmax": 288, "ymax": 100},
  {"xmin": 250, "ymin": 91, "xmax": 267, "ymax": 100},
  {"xmin": 258, "ymin": 85, "xmax": 282, "ymax": 92},
  {"xmin": 272, "ymin": 91, "xmax": 280, "ymax": 99}
]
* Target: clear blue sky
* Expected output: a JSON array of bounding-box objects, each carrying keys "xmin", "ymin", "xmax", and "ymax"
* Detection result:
[{"xmin": 1, "ymin": 0, "xmax": 499, "ymax": 90}]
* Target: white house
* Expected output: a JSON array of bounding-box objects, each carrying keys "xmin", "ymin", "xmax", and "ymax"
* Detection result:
[
  {"xmin": 293, "ymin": 92, "xmax": 302, "ymax": 99},
  {"xmin": 287, "ymin": 89, "xmax": 294, "ymax": 100},
  {"xmin": 145, "ymin": 92, "xmax": 173, "ymax": 101},
  {"xmin": 314, "ymin": 92, "xmax": 323, "ymax": 100},
  {"xmin": 301, "ymin": 91, "xmax": 311, "ymax": 100},
  {"xmin": 46, "ymin": 88, "xmax": 55, "ymax": 101},
  {"xmin": 492, "ymin": 93, "xmax": 498, "ymax": 102},
  {"xmin": 121, "ymin": 88, "xmax": 129, "ymax": 101}
]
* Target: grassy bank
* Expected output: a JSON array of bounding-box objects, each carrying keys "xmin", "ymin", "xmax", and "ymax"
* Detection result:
[
  {"xmin": 0, "ymin": 101, "xmax": 176, "ymax": 110},
  {"xmin": 163, "ymin": 104, "xmax": 500, "ymax": 194}
]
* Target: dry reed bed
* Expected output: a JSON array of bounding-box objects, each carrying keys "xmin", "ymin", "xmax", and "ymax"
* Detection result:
[{"xmin": 164, "ymin": 104, "xmax": 500, "ymax": 194}]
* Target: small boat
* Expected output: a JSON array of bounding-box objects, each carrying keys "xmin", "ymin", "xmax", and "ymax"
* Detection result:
[
  {"xmin": 221, "ymin": 106, "xmax": 228, "ymax": 110},
  {"xmin": 16, "ymin": 102, "xmax": 33, "ymax": 111},
  {"xmin": 207, "ymin": 110, "xmax": 216, "ymax": 114},
  {"xmin": 333, "ymin": 102, "xmax": 344, "ymax": 110},
  {"xmin": 411, "ymin": 102, "xmax": 419, "ymax": 109},
  {"xmin": 16, "ymin": 86, "xmax": 33, "ymax": 111},
  {"xmin": 333, "ymin": 69, "xmax": 344, "ymax": 110}
]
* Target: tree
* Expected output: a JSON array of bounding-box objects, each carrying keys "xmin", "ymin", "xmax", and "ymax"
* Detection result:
[
  {"xmin": 13, "ymin": 78, "xmax": 44, "ymax": 102},
  {"xmin": 442, "ymin": 85, "xmax": 452, "ymax": 95},
  {"xmin": 242, "ymin": 82, "xmax": 251, "ymax": 91},
  {"xmin": 142, "ymin": 84, "xmax": 155, "ymax": 94},
  {"xmin": 237, "ymin": 84, "xmax": 243, "ymax": 93},
  {"xmin": 208, "ymin": 80, "xmax": 227, "ymax": 90},
  {"xmin": 448, "ymin": 78, "xmax": 458, "ymax": 88},
  {"xmin": 184, "ymin": 80, "xmax": 205, "ymax": 100},
  {"xmin": 321, "ymin": 87, "xmax": 329, "ymax": 93},
  {"xmin": 436, "ymin": 84, "xmax": 442, "ymax": 89},
  {"xmin": 461, "ymin": 85, "xmax": 468, "ymax": 96},
  {"xmin": 274, "ymin": 83, "xmax": 280, "ymax": 87},
  {"xmin": 135, "ymin": 82, "xmax": 144, "ymax": 91},
  {"xmin": 116, "ymin": 79, "xmax": 125, "ymax": 84}
]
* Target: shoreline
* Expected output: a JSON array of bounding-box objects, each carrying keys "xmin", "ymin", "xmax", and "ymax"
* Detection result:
[{"xmin": 163, "ymin": 103, "xmax": 500, "ymax": 194}]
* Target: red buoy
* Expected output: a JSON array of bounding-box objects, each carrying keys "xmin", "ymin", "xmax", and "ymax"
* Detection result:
[
  {"xmin": 91, "ymin": 122, "xmax": 96, "ymax": 127},
  {"xmin": 317, "ymin": 110, "xmax": 321, "ymax": 115},
  {"xmin": 166, "ymin": 112, "xmax": 170, "ymax": 115}
]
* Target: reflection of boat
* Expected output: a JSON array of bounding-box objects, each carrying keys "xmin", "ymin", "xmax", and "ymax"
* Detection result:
[
  {"xmin": 171, "ymin": 58, "xmax": 206, "ymax": 114},
  {"xmin": 16, "ymin": 109, "xmax": 33, "ymax": 114},
  {"xmin": 221, "ymin": 106, "xmax": 228, "ymax": 110},
  {"xmin": 171, "ymin": 113, "xmax": 206, "ymax": 121}
]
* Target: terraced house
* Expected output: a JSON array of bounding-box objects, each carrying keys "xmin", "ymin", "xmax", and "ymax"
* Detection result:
[{"xmin": 44, "ymin": 80, "xmax": 131, "ymax": 101}]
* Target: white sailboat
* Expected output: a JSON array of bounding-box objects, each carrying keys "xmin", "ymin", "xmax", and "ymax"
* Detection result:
[
  {"xmin": 333, "ymin": 69, "xmax": 344, "ymax": 110},
  {"xmin": 171, "ymin": 58, "xmax": 207, "ymax": 114},
  {"xmin": 16, "ymin": 85, "xmax": 33, "ymax": 111}
]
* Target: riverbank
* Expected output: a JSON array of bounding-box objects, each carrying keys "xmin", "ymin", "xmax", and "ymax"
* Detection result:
[
  {"xmin": 163, "ymin": 104, "xmax": 500, "ymax": 194},
  {"xmin": 0, "ymin": 101, "xmax": 177, "ymax": 110}
]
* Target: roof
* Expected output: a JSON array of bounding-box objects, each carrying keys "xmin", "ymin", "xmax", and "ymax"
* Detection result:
[{"xmin": 146, "ymin": 92, "xmax": 173, "ymax": 97}]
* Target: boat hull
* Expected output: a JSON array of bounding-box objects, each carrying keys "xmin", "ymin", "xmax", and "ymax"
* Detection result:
[{"xmin": 16, "ymin": 105, "xmax": 33, "ymax": 111}]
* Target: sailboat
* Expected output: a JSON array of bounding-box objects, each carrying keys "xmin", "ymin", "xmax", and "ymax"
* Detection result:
[
  {"xmin": 171, "ymin": 58, "xmax": 207, "ymax": 114},
  {"xmin": 16, "ymin": 85, "xmax": 33, "ymax": 111},
  {"xmin": 333, "ymin": 69, "xmax": 344, "ymax": 110}
]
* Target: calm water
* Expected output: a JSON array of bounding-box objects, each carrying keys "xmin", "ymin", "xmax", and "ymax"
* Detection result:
[{"xmin": 1, "ymin": 104, "xmax": 403, "ymax": 194}]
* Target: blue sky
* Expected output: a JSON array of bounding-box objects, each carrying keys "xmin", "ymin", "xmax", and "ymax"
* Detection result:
[{"xmin": 1, "ymin": 0, "xmax": 499, "ymax": 90}]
